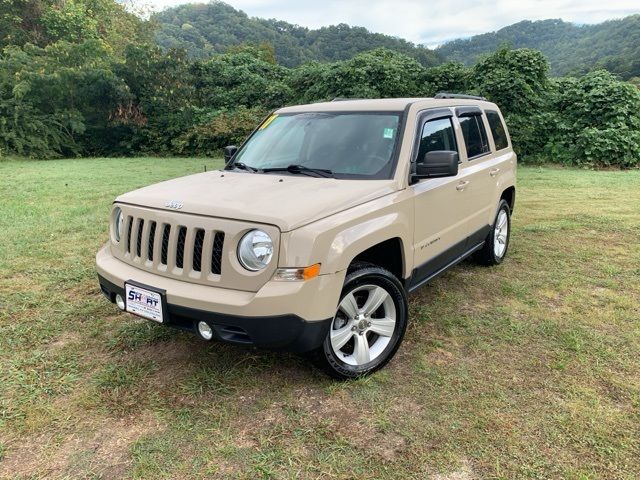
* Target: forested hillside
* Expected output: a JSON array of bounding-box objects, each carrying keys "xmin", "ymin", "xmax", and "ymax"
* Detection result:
[
  {"xmin": 154, "ymin": 3, "xmax": 640, "ymax": 80},
  {"xmin": 153, "ymin": 1, "xmax": 441, "ymax": 67},
  {"xmin": 436, "ymin": 16, "xmax": 640, "ymax": 79}
]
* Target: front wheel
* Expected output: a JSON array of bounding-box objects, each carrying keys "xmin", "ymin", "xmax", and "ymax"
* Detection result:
[{"xmin": 312, "ymin": 263, "xmax": 408, "ymax": 379}]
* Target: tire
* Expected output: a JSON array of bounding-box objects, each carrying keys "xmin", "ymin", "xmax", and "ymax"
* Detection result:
[
  {"xmin": 312, "ymin": 262, "xmax": 408, "ymax": 379},
  {"xmin": 475, "ymin": 199, "xmax": 511, "ymax": 266}
]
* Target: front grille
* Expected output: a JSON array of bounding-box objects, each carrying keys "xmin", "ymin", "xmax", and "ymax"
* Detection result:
[{"xmin": 125, "ymin": 215, "xmax": 226, "ymax": 278}]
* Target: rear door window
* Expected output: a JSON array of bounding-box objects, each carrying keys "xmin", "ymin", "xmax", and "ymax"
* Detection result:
[
  {"xmin": 486, "ymin": 110, "xmax": 509, "ymax": 150},
  {"xmin": 459, "ymin": 115, "xmax": 490, "ymax": 159}
]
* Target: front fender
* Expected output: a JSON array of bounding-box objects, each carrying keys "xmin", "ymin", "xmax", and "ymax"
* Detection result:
[{"xmin": 278, "ymin": 190, "xmax": 413, "ymax": 278}]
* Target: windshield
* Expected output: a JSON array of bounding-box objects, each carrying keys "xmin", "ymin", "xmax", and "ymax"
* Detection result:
[{"xmin": 231, "ymin": 112, "xmax": 402, "ymax": 179}]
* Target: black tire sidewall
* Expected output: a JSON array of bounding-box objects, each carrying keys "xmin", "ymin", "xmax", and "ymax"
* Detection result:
[
  {"xmin": 490, "ymin": 200, "xmax": 511, "ymax": 264},
  {"xmin": 321, "ymin": 266, "xmax": 408, "ymax": 379}
]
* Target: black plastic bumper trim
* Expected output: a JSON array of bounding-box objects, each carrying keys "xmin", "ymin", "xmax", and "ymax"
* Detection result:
[{"xmin": 97, "ymin": 274, "xmax": 330, "ymax": 353}]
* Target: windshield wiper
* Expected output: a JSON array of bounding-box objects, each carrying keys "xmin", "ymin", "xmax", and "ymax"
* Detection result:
[
  {"xmin": 227, "ymin": 162, "xmax": 258, "ymax": 173},
  {"xmin": 262, "ymin": 164, "xmax": 334, "ymax": 178}
]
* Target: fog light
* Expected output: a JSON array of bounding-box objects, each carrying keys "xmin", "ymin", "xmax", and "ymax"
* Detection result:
[
  {"xmin": 197, "ymin": 321, "xmax": 213, "ymax": 341},
  {"xmin": 115, "ymin": 294, "xmax": 125, "ymax": 311}
]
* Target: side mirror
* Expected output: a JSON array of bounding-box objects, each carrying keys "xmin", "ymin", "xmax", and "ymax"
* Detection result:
[
  {"xmin": 414, "ymin": 150, "xmax": 459, "ymax": 179},
  {"xmin": 224, "ymin": 145, "xmax": 238, "ymax": 164}
]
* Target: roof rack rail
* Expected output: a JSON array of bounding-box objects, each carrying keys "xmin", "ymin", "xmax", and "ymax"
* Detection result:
[
  {"xmin": 331, "ymin": 97, "xmax": 364, "ymax": 102},
  {"xmin": 434, "ymin": 92, "xmax": 487, "ymax": 101}
]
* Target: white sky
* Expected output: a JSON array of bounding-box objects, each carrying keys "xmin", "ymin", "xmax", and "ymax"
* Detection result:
[{"xmin": 143, "ymin": 0, "xmax": 640, "ymax": 47}]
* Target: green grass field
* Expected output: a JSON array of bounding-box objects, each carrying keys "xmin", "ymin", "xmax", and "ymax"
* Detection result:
[{"xmin": 0, "ymin": 158, "xmax": 639, "ymax": 479}]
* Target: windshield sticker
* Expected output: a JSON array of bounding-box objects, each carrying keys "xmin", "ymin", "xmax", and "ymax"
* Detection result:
[
  {"xmin": 383, "ymin": 127, "xmax": 395, "ymax": 139},
  {"xmin": 259, "ymin": 114, "xmax": 278, "ymax": 130}
]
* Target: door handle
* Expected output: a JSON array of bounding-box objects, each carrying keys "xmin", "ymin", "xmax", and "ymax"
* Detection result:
[
  {"xmin": 456, "ymin": 181, "xmax": 469, "ymax": 191},
  {"xmin": 490, "ymin": 168, "xmax": 500, "ymax": 177}
]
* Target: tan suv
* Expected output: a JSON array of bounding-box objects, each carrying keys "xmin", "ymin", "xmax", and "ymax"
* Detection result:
[{"xmin": 96, "ymin": 94, "xmax": 516, "ymax": 379}]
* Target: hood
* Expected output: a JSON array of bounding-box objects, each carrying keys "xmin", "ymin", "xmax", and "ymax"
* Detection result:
[{"xmin": 116, "ymin": 171, "xmax": 398, "ymax": 232}]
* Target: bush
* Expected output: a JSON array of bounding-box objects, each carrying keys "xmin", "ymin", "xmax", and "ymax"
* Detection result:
[
  {"xmin": 505, "ymin": 112, "xmax": 559, "ymax": 162},
  {"xmin": 573, "ymin": 127, "xmax": 640, "ymax": 168},
  {"xmin": 548, "ymin": 71, "xmax": 640, "ymax": 167},
  {"xmin": 172, "ymin": 106, "xmax": 268, "ymax": 156}
]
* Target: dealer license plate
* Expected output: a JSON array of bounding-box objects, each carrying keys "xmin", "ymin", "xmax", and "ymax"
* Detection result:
[{"xmin": 125, "ymin": 283, "xmax": 164, "ymax": 323}]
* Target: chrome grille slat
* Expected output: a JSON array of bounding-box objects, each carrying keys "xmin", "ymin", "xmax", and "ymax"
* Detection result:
[
  {"xmin": 201, "ymin": 230, "xmax": 214, "ymax": 276},
  {"xmin": 131, "ymin": 219, "xmax": 142, "ymax": 259},
  {"xmin": 165, "ymin": 224, "xmax": 179, "ymax": 270},
  {"xmin": 182, "ymin": 227, "xmax": 196, "ymax": 273},
  {"xmin": 139, "ymin": 219, "xmax": 150, "ymax": 261}
]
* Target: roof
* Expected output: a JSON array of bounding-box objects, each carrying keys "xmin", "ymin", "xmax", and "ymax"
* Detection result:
[{"xmin": 277, "ymin": 97, "xmax": 498, "ymax": 114}]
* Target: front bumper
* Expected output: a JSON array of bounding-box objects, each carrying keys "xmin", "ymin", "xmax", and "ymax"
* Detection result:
[
  {"xmin": 98, "ymin": 275, "xmax": 330, "ymax": 352},
  {"xmin": 96, "ymin": 245, "xmax": 341, "ymax": 352}
]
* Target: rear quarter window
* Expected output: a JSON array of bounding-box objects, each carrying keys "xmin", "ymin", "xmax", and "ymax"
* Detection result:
[{"xmin": 486, "ymin": 110, "xmax": 509, "ymax": 150}]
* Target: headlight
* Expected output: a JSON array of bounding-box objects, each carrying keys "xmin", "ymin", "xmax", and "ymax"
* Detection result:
[
  {"xmin": 113, "ymin": 207, "xmax": 124, "ymax": 242},
  {"xmin": 237, "ymin": 229, "xmax": 273, "ymax": 271}
]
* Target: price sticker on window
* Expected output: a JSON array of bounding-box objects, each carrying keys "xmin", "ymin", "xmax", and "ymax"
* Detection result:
[{"xmin": 259, "ymin": 114, "xmax": 278, "ymax": 130}]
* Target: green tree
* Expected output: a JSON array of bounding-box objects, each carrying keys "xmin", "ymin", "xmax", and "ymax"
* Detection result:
[
  {"xmin": 420, "ymin": 62, "xmax": 470, "ymax": 96},
  {"xmin": 1, "ymin": 0, "xmax": 150, "ymax": 51},
  {"xmin": 114, "ymin": 44, "xmax": 196, "ymax": 154},
  {"xmin": 472, "ymin": 47, "xmax": 550, "ymax": 115},
  {"xmin": 190, "ymin": 49, "xmax": 292, "ymax": 110},
  {"xmin": 0, "ymin": 39, "xmax": 129, "ymax": 157},
  {"xmin": 298, "ymin": 48, "xmax": 426, "ymax": 101}
]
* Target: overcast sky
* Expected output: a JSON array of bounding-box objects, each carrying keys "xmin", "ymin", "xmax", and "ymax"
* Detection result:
[{"xmin": 144, "ymin": 0, "xmax": 640, "ymax": 47}]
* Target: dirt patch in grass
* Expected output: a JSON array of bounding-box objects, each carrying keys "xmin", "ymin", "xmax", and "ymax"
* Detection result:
[
  {"xmin": 432, "ymin": 459, "xmax": 475, "ymax": 480},
  {"xmin": 0, "ymin": 412, "xmax": 164, "ymax": 479},
  {"xmin": 47, "ymin": 331, "xmax": 84, "ymax": 351}
]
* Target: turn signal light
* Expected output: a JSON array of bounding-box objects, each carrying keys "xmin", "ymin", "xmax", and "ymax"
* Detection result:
[{"xmin": 274, "ymin": 263, "xmax": 321, "ymax": 281}]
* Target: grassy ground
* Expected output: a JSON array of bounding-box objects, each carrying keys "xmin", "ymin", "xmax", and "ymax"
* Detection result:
[{"xmin": 0, "ymin": 157, "xmax": 638, "ymax": 479}]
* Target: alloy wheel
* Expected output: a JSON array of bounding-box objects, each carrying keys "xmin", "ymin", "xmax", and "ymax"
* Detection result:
[{"xmin": 330, "ymin": 284, "xmax": 397, "ymax": 366}]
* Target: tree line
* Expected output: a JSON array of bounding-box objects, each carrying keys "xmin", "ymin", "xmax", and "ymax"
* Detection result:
[{"xmin": 1, "ymin": 0, "xmax": 640, "ymax": 167}]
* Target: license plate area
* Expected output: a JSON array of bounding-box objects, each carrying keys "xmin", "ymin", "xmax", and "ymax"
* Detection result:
[{"xmin": 125, "ymin": 281, "xmax": 167, "ymax": 323}]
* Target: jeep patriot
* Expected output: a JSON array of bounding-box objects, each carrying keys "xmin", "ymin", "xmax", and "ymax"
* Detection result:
[{"xmin": 96, "ymin": 94, "xmax": 516, "ymax": 378}]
